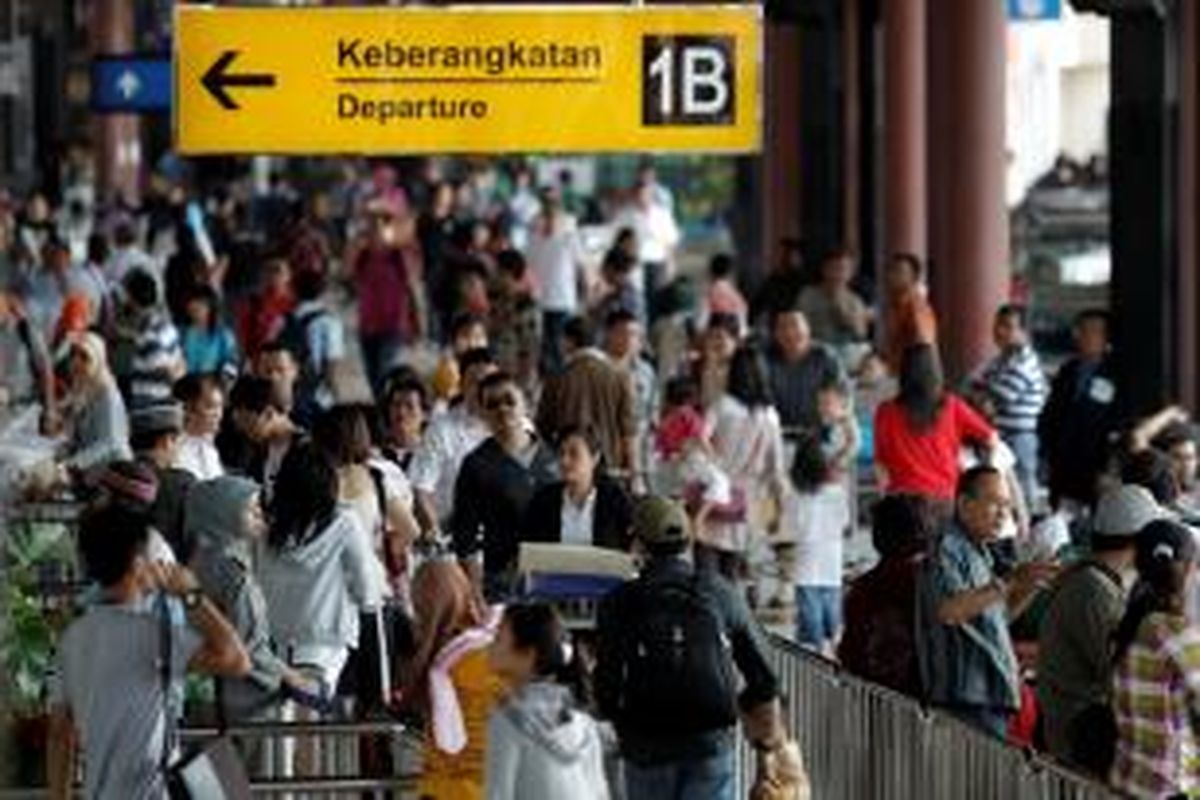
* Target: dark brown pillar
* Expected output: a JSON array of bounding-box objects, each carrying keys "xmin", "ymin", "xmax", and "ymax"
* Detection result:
[
  {"xmin": 90, "ymin": 0, "xmax": 140, "ymax": 205},
  {"xmin": 842, "ymin": 0, "xmax": 861, "ymax": 255},
  {"xmin": 884, "ymin": 0, "xmax": 927, "ymax": 260},
  {"xmin": 926, "ymin": 0, "xmax": 1008, "ymax": 381},
  {"xmin": 763, "ymin": 20, "xmax": 803, "ymax": 272},
  {"xmin": 1178, "ymin": 1, "xmax": 1199, "ymax": 410}
]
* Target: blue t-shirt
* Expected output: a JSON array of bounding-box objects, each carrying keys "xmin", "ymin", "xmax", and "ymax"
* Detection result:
[{"xmin": 181, "ymin": 324, "xmax": 237, "ymax": 375}]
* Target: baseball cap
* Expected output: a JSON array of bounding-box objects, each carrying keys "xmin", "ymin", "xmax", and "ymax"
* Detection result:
[
  {"xmin": 1136, "ymin": 518, "xmax": 1198, "ymax": 566},
  {"xmin": 1093, "ymin": 484, "xmax": 1166, "ymax": 538},
  {"xmin": 633, "ymin": 496, "xmax": 690, "ymax": 547}
]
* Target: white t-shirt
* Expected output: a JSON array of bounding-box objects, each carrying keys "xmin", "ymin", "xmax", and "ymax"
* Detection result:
[
  {"xmin": 173, "ymin": 433, "xmax": 224, "ymax": 481},
  {"xmin": 347, "ymin": 457, "xmax": 415, "ymax": 590},
  {"xmin": 788, "ymin": 483, "xmax": 850, "ymax": 588},
  {"xmin": 614, "ymin": 203, "xmax": 681, "ymax": 265},
  {"xmin": 408, "ymin": 405, "xmax": 490, "ymax": 523},
  {"xmin": 527, "ymin": 214, "xmax": 586, "ymax": 313}
]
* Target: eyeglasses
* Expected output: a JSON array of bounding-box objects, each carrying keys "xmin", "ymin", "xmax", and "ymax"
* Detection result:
[{"xmin": 485, "ymin": 393, "xmax": 519, "ymax": 411}]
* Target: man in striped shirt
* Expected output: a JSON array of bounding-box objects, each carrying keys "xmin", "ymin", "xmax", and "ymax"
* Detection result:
[
  {"xmin": 973, "ymin": 304, "xmax": 1048, "ymax": 507},
  {"xmin": 123, "ymin": 268, "xmax": 185, "ymax": 410}
]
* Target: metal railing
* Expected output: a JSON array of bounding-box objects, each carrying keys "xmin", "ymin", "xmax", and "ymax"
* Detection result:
[
  {"xmin": 3, "ymin": 617, "xmax": 1129, "ymax": 799},
  {"xmin": 0, "ymin": 718, "xmax": 424, "ymax": 799},
  {"xmin": 737, "ymin": 634, "xmax": 1122, "ymax": 800}
]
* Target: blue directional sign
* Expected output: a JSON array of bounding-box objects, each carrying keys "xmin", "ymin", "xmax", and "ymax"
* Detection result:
[
  {"xmin": 1008, "ymin": 0, "xmax": 1062, "ymax": 20},
  {"xmin": 91, "ymin": 55, "xmax": 171, "ymax": 113}
]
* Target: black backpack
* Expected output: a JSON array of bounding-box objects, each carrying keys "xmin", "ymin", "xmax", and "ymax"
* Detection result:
[
  {"xmin": 277, "ymin": 306, "xmax": 328, "ymax": 379},
  {"xmin": 613, "ymin": 571, "xmax": 739, "ymax": 735},
  {"xmin": 276, "ymin": 306, "xmax": 328, "ymax": 421}
]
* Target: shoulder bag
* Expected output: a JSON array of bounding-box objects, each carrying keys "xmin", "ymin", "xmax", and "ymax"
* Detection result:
[{"xmin": 159, "ymin": 593, "xmax": 253, "ymax": 800}]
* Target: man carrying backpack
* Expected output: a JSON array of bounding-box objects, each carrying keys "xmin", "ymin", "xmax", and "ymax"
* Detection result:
[
  {"xmin": 276, "ymin": 267, "xmax": 345, "ymax": 428},
  {"xmin": 595, "ymin": 496, "xmax": 783, "ymax": 800}
]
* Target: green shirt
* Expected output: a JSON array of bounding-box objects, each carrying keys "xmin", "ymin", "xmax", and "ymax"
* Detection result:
[{"xmin": 1035, "ymin": 560, "xmax": 1127, "ymax": 762}]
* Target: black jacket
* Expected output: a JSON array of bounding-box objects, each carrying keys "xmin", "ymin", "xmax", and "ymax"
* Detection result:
[
  {"xmin": 451, "ymin": 436, "xmax": 559, "ymax": 582},
  {"xmin": 522, "ymin": 478, "xmax": 634, "ymax": 551},
  {"xmin": 1038, "ymin": 355, "xmax": 1120, "ymax": 506}
]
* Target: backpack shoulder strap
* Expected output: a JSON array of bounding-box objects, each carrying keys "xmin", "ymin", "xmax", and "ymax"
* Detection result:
[
  {"xmin": 368, "ymin": 464, "xmax": 388, "ymax": 533},
  {"xmin": 296, "ymin": 306, "xmax": 329, "ymax": 327},
  {"xmin": 157, "ymin": 593, "xmax": 175, "ymax": 773}
]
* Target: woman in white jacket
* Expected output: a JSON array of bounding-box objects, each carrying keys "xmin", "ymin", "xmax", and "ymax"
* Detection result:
[
  {"xmin": 485, "ymin": 603, "xmax": 609, "ymax": 800},
  {"xmin": 260, "ymin": 440, "xmax": 384, "ymax": 690}
]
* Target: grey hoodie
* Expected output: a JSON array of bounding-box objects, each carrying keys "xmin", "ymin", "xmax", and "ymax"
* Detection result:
[
  {"xmin": 485, "ymin": 682, "xmax": 610, "ymax": 800},
  {"xmin": 188, "ymin": 476, "xmax": 290, "ymax": 721},
  {"xmin": 260, "ymin": 507, "xmax": 383, "ymax": 664}
]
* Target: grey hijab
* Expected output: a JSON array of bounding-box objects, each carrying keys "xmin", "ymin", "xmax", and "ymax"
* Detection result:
[{"xmin": 186, "ymin": 475, "xmax": 260, "ymax": 565}]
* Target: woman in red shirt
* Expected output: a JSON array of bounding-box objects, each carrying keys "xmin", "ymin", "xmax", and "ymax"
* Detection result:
[{"xmin": 874, "ymin": 343, "xmax": 996, "ymax": 500}]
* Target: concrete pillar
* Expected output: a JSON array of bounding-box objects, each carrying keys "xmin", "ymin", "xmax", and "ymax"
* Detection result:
[
  {"xmin": 926, "ymin": 0, "xmax": 1009, "ymax": 381},
  {"xmin": 883, "ymin": 0, "xmax": 926, "ymax": 260},
  {"xmin": 90, "ymin": 0, "xmax": 140, "ymax": 205}
]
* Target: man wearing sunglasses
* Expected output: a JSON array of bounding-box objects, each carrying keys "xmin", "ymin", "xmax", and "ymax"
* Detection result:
[{"xmin": 451, "ymin": 370, "xmax": 559, "ymax": 599}]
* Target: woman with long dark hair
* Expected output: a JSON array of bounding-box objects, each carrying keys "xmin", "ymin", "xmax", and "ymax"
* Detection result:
[
  {"xmin": 313, "ymin": 405, "xmax": 419, "ymax": 596},
  {"xmin": 1110, "ymin": 519, "xmax": 1200, "ymax": 798},
  {"xmin": 699, "ymin": 343, "xmax": 786, "ymax": 580},
  {"xmin": 259, "ymin": 440, "xmax": 383, "ymax": 689},
  {"xmin": 873, "ymin": 343, "xmax": 996, "ymax": 501}
]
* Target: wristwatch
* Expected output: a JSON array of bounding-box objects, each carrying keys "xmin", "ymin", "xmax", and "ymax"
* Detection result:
[{"xmin": 182, "ymin": 588, "xmax": 205, "ymax": 611}]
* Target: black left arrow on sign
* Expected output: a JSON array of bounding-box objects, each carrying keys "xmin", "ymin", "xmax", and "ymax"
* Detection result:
[{"xmin": 201, "ymin": 50, "xmax": 276, "ymax": 110}]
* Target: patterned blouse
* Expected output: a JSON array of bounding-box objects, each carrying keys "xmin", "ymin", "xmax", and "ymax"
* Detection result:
[{"xmin": 1111, "ymin": 611, "xmax": 1200, "ymax": 798}]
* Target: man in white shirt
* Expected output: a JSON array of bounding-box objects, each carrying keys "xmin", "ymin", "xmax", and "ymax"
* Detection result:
[
  {"xmin": 636, "ymin": 161, "xmax": 676, "ymax": 213},
  {"xmin": 408, "ymin": 347, "xmax": 497, "ymax": 537},
  {"xmin": 612, "ymin": 180, "xmax": 681, "ymax": 323},
  {"xmin": 173, "ymin": 373, "xmax": 225, "ymax": 481},
  {"xmin": 506, "ymin": 165, "xmax": 542, "ymax": 252},
  {"xmin": 526, "ymin": 188, "xmax": 586, "ymax": 375}
]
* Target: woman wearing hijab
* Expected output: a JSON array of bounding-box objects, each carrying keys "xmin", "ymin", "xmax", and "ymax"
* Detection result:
[
  {"xmin": 188, "ymin": 476, "xmax": 322, "ymax": 723},
  {"xmin": 58, "ymin": 331, "xmax": 131, "ymax": 476},
  {"xmin": 404, "ymin": 559, "xmax": 505, "ymax": 800}
]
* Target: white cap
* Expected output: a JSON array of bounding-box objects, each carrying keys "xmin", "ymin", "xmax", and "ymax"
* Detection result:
[{"xmin": 1093, "ymin": 485, "xmax": 1167, "ymax": 538}]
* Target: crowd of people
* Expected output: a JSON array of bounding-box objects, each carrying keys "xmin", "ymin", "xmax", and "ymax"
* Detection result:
[{"xmin": 3, "ymin": 154, "xmax": 1200, "ymax": 799}]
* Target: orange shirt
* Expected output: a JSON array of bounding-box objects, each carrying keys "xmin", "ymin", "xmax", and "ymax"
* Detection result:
[
  {"xmin": 418, "ymin": 648, "xmax": 506, "ymax": 800},
  {"xmin": 884, "ymin": 291, "xmax": 938, "ymax": 373}
]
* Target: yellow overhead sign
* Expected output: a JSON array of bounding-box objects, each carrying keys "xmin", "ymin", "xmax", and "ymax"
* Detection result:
[{"xmin": 174, "ymin": 5, "xmax": 761, "ymax": 155}]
